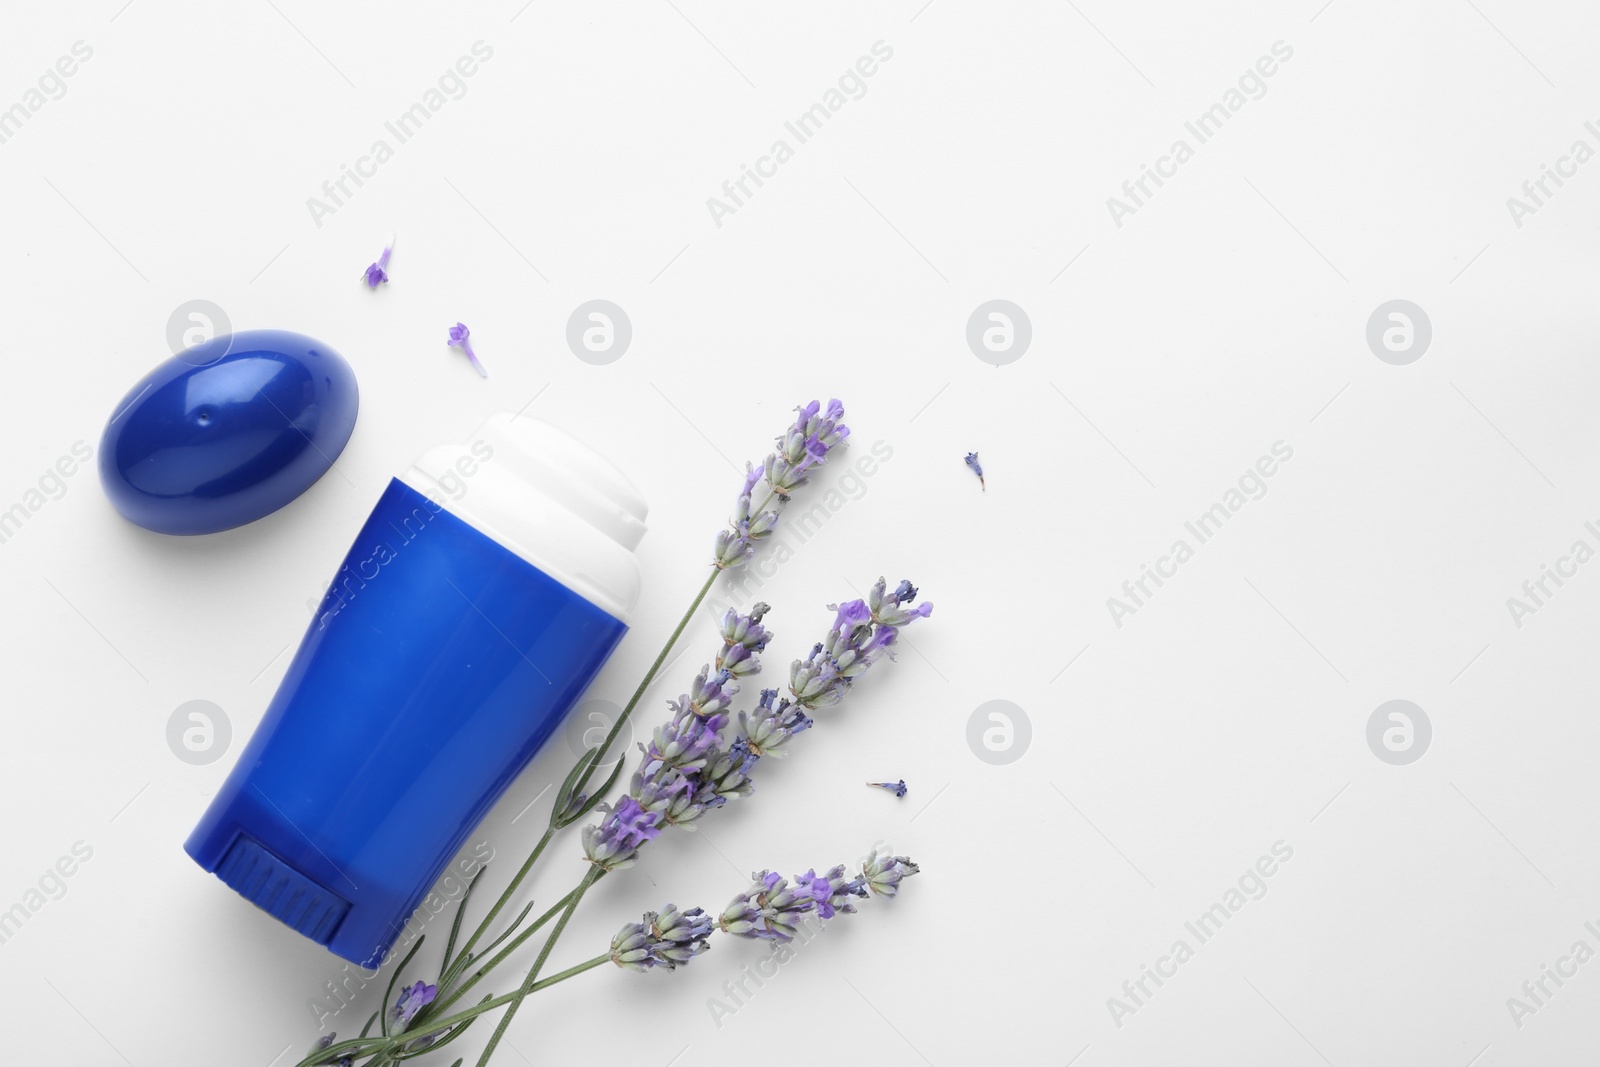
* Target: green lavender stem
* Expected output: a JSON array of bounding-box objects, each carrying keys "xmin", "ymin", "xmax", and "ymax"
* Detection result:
[
  {"xmin": 442, "ymin": 567, "xmax": 720, "ymax": 992},
  {"xmin": 447, "ymin": 826, "xmax": 554, "ymax": 972},
  {"xmin": 296, "ymin": 951, "xmax": 610, "ymax": 1067},
  {"xmin": 565, "ymin": 569, "xmax": 720, "ymax": 804},
  {"xmin": 472, "ymin": 866, "xmax": 604, "ymax": 1066},
  {"xmin": 423, "ymin": 889, "xmax": 575, "ymax": 1021}
]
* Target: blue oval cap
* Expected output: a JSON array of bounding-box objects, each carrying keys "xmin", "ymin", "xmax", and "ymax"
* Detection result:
[{"xmin": 99, "ymin": 329, "xmax": 359, "ymax": 535}]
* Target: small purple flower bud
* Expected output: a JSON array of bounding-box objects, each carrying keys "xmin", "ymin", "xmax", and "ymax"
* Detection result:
[
  {"xmin": 796, "ymin": 864, "xmax": 867, "ymax": 920},
  {"xmin": 609, "ymin": 920, "xmax": 656, "ymax": 971},
  {"xmin": 739, "ymin": 692, "xmax": 812, "ymax": 758},
  {"xmin": 391, "ymin": 980, "xmax": 436, "ymax": 1026},
  {"xmin": 868, "ymin": 779, "xmax": 908, "ymax": 798},
  {"xmin": 362, "ymin": 235, "xmax": 394, "ymax": 288},
  {"xmin": 447, "ymin": 322, "xmax": 488, "ymax": 378},
  {"xmin": 965, "ymin": 451, "xmax": 985, "ymax": 489}
]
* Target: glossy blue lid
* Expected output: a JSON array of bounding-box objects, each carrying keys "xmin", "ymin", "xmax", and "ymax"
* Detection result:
[{"xmin": 98, "ymin": 329, "xmax": 359, "ymax": 535}]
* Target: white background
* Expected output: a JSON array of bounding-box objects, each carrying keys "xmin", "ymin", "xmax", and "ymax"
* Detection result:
[{"xmin": 2, "ymin": 1, "xmax": 1599, "ymax": 1064}]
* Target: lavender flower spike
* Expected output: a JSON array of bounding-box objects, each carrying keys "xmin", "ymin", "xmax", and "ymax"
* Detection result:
[
  {"xmin": 790, "ymin": 580, "xmax": 931, "ymax": 710},
  {"xmin": 391, "ymin": 980, "xmax": 437, "ymax": 1026},
  {"xmin": 868, "ymin": 779, "xmax": 908, "ymax": 798},
  {"xmin": 582, "ymin": 794, "xmax": 662, "ymax": 870},
  {"xmin": 720, "ymin": 862, "xmax": 876, "ymax": 942},
  {"xmin": 965, "ymin": 451, "xmax": 985, "ymax": 489},
  {"xmin": 447, "ymin": 322, "xmax": 488, "ymax": 378},
  {"xmin": 713, "ymin": 401, "xmax": 849, "ymax": 570},
  {"xmin": 362, "ymin": 234, "xmax": 394, "ymax": 288}
]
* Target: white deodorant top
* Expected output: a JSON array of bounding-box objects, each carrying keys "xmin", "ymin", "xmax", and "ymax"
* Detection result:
[{"xmin": 399, "ymin": 413, "xmax": 647, "ymax": 620}]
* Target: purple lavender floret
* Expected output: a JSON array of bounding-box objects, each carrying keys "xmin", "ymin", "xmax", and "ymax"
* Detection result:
[
  {"xmin": 362, "ymin": 235, "xmax": 393, "ymax": 288},
  {"xmin": 447, "ymin": 322, "xmax": 488, "ymax": 378},
  {"xmin": 862, "ymin": 849, "xmax": 921, "ymax": 898},
  {"xmin": 796, "ymin": 865, "xmax": 869, "ymax": 919},
  {"xmin": 611, "ymin": 904, "xmax": 712, "ymax": 971},
  {"xmin": 717, "ymin": 870, "xmax": 816, "ymax": 943},
  {"xmin": 965, "ymin": 451, "xmax": 985, "ymax": 489},
  {"xmin": 685, "ymin": 666, "xmax": 736, "ymax": 719},
  {"xmin": 867, "ymin": 576, "xmax": 934, "ymax": 628},
  {"xmin": 644, "ymin": 709, "xmax": 729, "ymax": 775},
  {"xmin": 391, "ymin": 980, "xmax": 436, "ymax": 1026},
  {"xmin": 582, "ymin": 795, "xmax": 662, "ymax": 870},
  {"xmin": 868, "ymin": 779, "xmax": 908, "ymax": 798},
  {"xmin": 716, "ymin": 604, "xmax": 771, "ymax": 677},
  {"xmin": 738, "ymin": 688, "xmax": 813, "ymax": 759}
]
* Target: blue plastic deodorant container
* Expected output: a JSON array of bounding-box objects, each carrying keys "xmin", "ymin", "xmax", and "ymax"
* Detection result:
[{"xmin": 184, "ymin": 414, "xmax": 645, "ymax": 967}]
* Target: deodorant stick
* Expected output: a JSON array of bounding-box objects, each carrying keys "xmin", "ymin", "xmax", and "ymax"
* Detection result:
[{"xmin": 184, "ymin": 413, "xmax": 645, "ymax": 967}]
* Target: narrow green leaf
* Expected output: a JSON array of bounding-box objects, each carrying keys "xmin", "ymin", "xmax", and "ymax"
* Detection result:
[
  {"xmin": 468, "ymin": 899, "xmax": 537, "ymax": 971},
  {"xmin": 556, "ymin": 753, "xmax": 627, "ymax": 827},
  {"xmin": 439, "ymin": 866, "xmax": 488, "ymax": 990},
  {"xmin": 550, "ymin": 746, "xmax": 599, "ymax": 826}
]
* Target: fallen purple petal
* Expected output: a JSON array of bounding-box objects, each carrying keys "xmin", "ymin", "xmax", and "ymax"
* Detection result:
[{"xmin": 447, "ymin": 322, "xmax": 488, "ymax": 378}]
